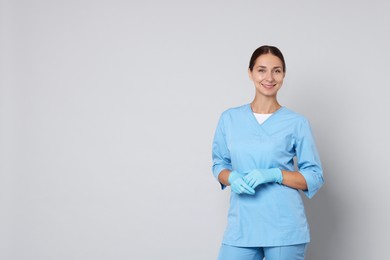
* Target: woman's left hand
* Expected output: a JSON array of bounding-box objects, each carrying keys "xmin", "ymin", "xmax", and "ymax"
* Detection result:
[{"xmin": 243, "ymin": 168, "xmax": 283, "ymax": 189}]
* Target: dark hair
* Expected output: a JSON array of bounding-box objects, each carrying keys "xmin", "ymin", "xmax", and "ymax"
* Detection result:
[{"xmin": 249, "ymin": 45, "xmax": 286, "ymax": 73}]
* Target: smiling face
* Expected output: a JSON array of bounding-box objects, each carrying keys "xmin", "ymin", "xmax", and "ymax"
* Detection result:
[{"xmin": 248, "ymin": 53, "xmax": 285, "ymax": 98}]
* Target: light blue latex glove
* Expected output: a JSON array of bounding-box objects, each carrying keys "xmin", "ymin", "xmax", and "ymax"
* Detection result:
[
  {"xmin": 228, "ymin": 171, "xmax": 255, "ymax": 195},
  {"xmin": 243, "ymin": 168, "xmax": 283, "ymax": 189}
]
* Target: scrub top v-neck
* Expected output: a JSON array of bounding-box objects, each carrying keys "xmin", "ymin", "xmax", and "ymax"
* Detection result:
[
  {"xmin": 212, "ymin": 103, "xmax": 324, "ymax": 247},
  {"xmin": 252, "ymin": 112, "xmax": 272, "ymax": 125},
  {"xmin": 249, "ymin": 105, "xmax": 283, "ymax": 129}
]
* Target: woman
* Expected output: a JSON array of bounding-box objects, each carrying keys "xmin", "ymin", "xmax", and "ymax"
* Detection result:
[{"xmin": 211, "ymin": 45, "xmax": 324, "ymax": 260}]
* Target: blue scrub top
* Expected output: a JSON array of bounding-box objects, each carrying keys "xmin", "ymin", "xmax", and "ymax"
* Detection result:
[{"xmin": 212, "ymin": 104, "xmax": 324, "ymax": 247}]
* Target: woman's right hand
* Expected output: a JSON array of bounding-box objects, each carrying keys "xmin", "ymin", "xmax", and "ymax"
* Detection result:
[{"xmin": 228, "ymin": 171, "xmax": 255, "ymax": 195}]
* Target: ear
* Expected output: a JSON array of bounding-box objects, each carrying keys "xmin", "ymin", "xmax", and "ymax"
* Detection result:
[{"xmin": 248, "ymin": 68, "xmax": 253, "ymax": 81}]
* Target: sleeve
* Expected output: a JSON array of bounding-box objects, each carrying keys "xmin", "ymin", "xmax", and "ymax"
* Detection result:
[
  {"xmin": 295, "ymin": 118, "xmax": 324, "ymax": 199},
  {"xmin": 211, "ymin": 112, "xmax": 232, "ymax": 190}
]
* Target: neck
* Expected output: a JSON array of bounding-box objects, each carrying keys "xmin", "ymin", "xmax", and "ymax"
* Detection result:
[{"xmin": 251, "ymin": 95, "xmax": 281, "ymax": 114}]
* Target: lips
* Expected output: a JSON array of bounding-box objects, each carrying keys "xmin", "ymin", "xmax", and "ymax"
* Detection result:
[{"xmin": 261, "ymin": 83, "xmax": 276, "ymax": 89}]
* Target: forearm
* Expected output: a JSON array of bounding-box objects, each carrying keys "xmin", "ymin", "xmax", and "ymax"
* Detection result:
[
  {"xmin": 281, "ymin": 170, "xmax": 308, "ymax": 190},
  {"xmin": 218, "ymin": 169, "xmax": 231, "ymax": 187},
  {"xmin": 218, "ymin": 168, "xmax": 308, "ymax": 191}
]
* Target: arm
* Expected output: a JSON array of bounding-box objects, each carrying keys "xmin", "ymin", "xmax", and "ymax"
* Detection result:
[
  {"xmin": 295, "ymin": 118, "xmax": 324, "ymax": 198},
  {"xmin": 281, "ymin": 170, "xmax": 308, "ymax": 191},
  {"xmin": 211, "ymin": 114, "xmax": 254, "ymax": 195},
  {"xmin": 243, "ymin": 169, "xmax": 309, "ymax": 190},
  {"xmin": 243, "ymin": 168, "xmax": 308, "ymax": 191},
  {"xmin": 212, "ymin": 113, "xmax": 232, "ymax": 189}
]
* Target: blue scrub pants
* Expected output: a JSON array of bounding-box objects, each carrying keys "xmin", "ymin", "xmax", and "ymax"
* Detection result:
[{"xmin": 218, "ymin": 243, "xmax": 308, "ymax": 260}]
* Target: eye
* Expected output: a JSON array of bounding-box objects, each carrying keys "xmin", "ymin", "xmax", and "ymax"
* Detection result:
[
  {"xmin": 274, "ymin": 69, "xmax": 282, "ymax": 74},
  {"xmin": 258, "ymin": 69, "xmax": 266, "ymax": 73}
]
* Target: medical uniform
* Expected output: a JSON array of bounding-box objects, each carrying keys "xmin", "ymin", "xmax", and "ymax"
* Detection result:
[{"xmin": 212, "ymin": 104, "xmax": 324, "ymax": 247}]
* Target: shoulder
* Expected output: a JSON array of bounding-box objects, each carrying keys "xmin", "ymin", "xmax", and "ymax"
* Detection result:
[
  {"xmin": 280, "ymin": 107, "xmax": 310, "ymax": 124},
  {"xmin": 220, "ymin": 103, "xmax": 249, "ymax": 119},
  {"xmin": 281, "ymin": 107, "xmax": 314, "ymax": 138},
  {"xmin": 216, "ymin": 104, "xmax": 249, "ymax": 129}
]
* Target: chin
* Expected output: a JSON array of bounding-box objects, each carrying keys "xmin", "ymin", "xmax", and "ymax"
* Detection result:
[{"xmin": 256, "ymin": 88, "xmax": 279, "ymax": 97}]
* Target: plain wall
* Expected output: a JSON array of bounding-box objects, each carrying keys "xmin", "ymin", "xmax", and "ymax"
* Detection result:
[{"xmin": 1, "ymin": 0, "xmax": 389, "ymax": 259}]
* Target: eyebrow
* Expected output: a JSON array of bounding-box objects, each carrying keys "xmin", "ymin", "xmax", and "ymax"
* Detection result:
[{"xmin": 256, "ymin": 65, "xmax": 283, "ymax": 70}]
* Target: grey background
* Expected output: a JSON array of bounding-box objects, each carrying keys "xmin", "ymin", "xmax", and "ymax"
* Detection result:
[{"xmin": 1, "ymin": 0, "xmax": 389, "ymax": 259}]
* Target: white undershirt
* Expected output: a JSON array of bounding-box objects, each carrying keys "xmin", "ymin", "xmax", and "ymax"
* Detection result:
[{"xmin": 253, "ymin": 113, "xmax": 272, "ymax": 125}]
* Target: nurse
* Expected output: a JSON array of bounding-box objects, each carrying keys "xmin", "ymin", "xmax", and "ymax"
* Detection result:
[{"xmin": 212, "ymin": 45, "xmax": 324, "ymax": 260}]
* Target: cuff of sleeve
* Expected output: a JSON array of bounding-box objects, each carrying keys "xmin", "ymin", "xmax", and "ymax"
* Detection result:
[{"xmin": 300, "ymin": 169, "xmax": 324, "ymax": 199}]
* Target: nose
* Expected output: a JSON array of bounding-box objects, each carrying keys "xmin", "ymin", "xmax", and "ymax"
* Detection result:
[{"xmin": 265, "ymin": 71, "xmax": 274, "ymax": 82}]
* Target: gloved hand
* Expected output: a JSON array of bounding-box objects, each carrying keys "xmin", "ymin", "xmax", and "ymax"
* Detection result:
[
  {"xmin": 243, "ymin": 168, "xmax": 283, "ymax": 189},
  {"xmin": 228, "ymin": 171, "xmax": 255, "ymax": 195}
]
